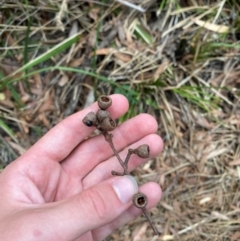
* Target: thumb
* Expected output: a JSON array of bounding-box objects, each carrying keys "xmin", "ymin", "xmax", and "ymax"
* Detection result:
[{"xmin": 44, "ymin": 175, "xmax": 138, "ymax": 240}]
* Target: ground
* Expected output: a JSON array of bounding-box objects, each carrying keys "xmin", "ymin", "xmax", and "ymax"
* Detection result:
[{"xmin": 0, "ymin": 0, "xmax": 240, "ymax": 240}]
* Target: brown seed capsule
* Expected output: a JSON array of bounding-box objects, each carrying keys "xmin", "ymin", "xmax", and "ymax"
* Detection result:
[
  {"xmin": 133, "ymin": 192, "xmax": 159, "ymax": 235},
  {"xmin": 134, "ymin": 144, "xmax": 150, "ymax": 158},
  {"xmin": 132, "ymin": 192, "xmax": 148, "ymax": 208},
  {"xmin": 97, "ymin": 95, "xmax": 112, "ymax": 110},
  {"xmin": 82, "ymin": 112, "xmax": 97, "ymax": 127},
  {"xmin": 101, "ymin": 117, "xmax": 116, "ymax": 131},
  {"xmin": 96, "ymin": 109, "xmax": 110, "ymax": 123}
]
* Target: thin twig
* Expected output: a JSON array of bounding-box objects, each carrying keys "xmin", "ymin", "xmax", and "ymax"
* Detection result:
[
  {"xmin": 142, "ymin": 208, "xmax": 160, "ymax": 236},
  {"xmin": 101, "ymin": 130, "xmax": 129, "ymax": 175},
  {"xmin": 124, "ymin": 148, "xmax": 134, "ymax": 166}
]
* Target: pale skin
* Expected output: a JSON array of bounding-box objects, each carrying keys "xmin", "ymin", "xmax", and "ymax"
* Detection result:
[{"xmin": 0, "ymin": 94, "xmax": 163, "ymax": 241}]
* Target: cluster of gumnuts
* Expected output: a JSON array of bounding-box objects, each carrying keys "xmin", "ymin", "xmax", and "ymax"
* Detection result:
[{"xmin": 83, "ymin": 95, "xmax": 159, "ymax": 236}]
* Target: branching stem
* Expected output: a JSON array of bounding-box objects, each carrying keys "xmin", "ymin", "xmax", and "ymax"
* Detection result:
[
  {"xmin": 83, "ymin": 95, "xmax": 159, "ymax": 236},
  {"xmin": 101, "ymin": 130, "xmax": 129, "ymax": 175}
]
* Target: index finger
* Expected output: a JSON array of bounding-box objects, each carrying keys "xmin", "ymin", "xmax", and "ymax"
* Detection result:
[{"xmin": 21, "ymin": 94, "xmax": 129, "ymax": 163}]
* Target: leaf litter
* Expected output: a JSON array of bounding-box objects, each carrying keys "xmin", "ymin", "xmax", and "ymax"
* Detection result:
[{"xmin": 0, "ymin": 0, "xmax": 240, "ymax": 240}]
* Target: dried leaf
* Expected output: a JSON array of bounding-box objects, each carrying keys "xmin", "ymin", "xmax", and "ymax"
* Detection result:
[
  {"xmin": 58, "ymin": 74, "xmax": 69, "ymax": 87},
  {"xmin": 0, "ymin": 99, "xmax": 14, "ymax": 108},
  {"xmin": 229, "ymin": 159, "xmax": 240, "ymax": 166},
  {"xmin": 206, "ymin": 148, "xmax": 227, "ymax": 160},
  {"xmin": 30, "ymin": 86, "xmax": 42, "ymax": 96},
  {"xmin": 69, "ymin": 21, "xmax": 79, "ymax": 37},
  {"xmin": 211, "ymin": 211, "xmax": 229, "ymax": 220},
  {"xmin": 95, "ymin": 48, "xmax": 112, "ymax": 55},
  {"xmin": 38, "ymin": 95, "xmax": 54, "ymax": 113},
  {"xmin": 69, "ymin": 56, "xmax": 84, "ymax": 67},
  {"xmin": 5, "ymin": 33, "xmax": 18, "ymax": 46},
  {"xmin": 199, "ymin": 196, "xmax": 212, "ymax": 205},
  {"xmin": 33, "ymin": 73, "xmax": 42, "ymax": 89},
  {"xmin": 142, "ymin": 160, "xmax": 152, "ymax": 170},
  {"xmin": 21, "ymin": 94, "xmax": 30, "ymax": 103},
  {"xmin": 195, "ymin": 113, "xmax": 214, "ymax": 129},
  {"xmin": 0, "ymin": 63, "xmax": 19, "ymax": 77},
  {"xmin": 38, "ymin": 113, "xmax": 51, "ymax": 128},
  {"xmin": 117, "ymin": 21, "xmax": 126, "ymax": 43},
  {"xmin": 161, "ymin": 202, "xmax": 173, "ymax": 211},
  {"xmin": 126, "ymin": 28, "xmax": 133, "ymax": 43},
  {"xmin": 88, "ymin": 8, "xmax": 100, "ymax": 21},
  {"xmin": 154, "ymin": 60, "xmax": 170, "ymax": 80},
  {"xmin": 161, "ymin": 235, "xmax": 174, "ymax": 240},
  {"xmin": 20, "ymin": 117, "xmax": 29, "ymax": 134},
  {"xmin": 193, "ymin": 19, "xmax": 229, "ymax": 33},
  {"xmin": 88, "ymin": 31, "xmax": 96, "ymax": 48},
  {"xmin": 113, "ymin": 52, "xmax": 132, "ymax": 62}
]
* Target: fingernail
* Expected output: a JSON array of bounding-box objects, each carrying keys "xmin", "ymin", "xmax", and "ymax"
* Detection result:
[{"xmin": 112, "ymin": 175, "xmax": 138, "ymax": 203}]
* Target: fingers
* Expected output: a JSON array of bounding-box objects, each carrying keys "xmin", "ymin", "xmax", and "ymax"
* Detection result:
[
  {"xmin": 3, "ymin": 180, "xmax": 161, "ymax": 241},
  {"xmin": 62, "ymin": 113, "xmax": 160, "ymax": 178},
  {"xmin": 26, "ymin": 176, "xmax": 139, "ymax": 240},
  {"xmin": 20, "ymin": 94, "xmax": 129, "ymax": 163},
  {"xmin": 82, "ymin": 133, "xmax": 163, "ymax": 188},
  {"xmin": 92, "ymin": 182, "xmax": 162, "ymax": 240}
]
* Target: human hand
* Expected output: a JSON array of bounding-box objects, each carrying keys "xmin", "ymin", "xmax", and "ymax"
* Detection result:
[{"xmin": 0, "ymin": 94, "xmax": 163, "ymax": 241}]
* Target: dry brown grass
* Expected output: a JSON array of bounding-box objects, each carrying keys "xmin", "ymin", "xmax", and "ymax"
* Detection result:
[{"xmin": 1, "ymin": 0, "xmax": 240, "ymax": 240}]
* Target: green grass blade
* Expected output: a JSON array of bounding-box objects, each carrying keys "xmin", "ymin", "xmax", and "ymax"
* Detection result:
[
  {"xmin": 4, "ymin": 33, "xmax": 80, "ymax": 79},
  {"xmin": 0, "ymin": 119, "xmax": 17, "ymax": 142},
  {"xmin": 134, "ymin": 23, "xmax": 153, "ymax": 44},
  {"xmin": 23, "ymin": 0, "xmax": 32, "ymax": 89},
  {"xmin": 6, "ymin": 83, "xmax": 23, "ymax": 107},
  {"xmin": 1, "ymin": 66, "xmax": 138, "ymax": 97}
]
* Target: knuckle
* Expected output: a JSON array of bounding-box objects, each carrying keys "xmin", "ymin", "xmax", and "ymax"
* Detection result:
[{"xmin": 83, "ymin": 188, "xmax": 108, "ymax": 220}]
